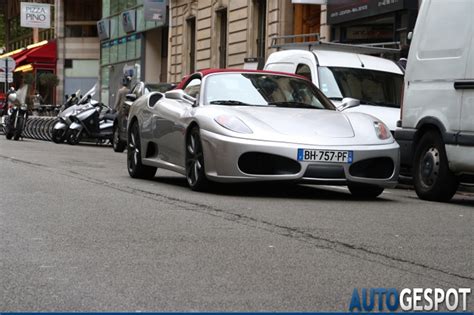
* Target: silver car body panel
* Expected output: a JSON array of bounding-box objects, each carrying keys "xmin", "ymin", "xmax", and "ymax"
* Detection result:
[{"xmin": 128, "ymin": 72, "xmax": 400, "ymax": 187}]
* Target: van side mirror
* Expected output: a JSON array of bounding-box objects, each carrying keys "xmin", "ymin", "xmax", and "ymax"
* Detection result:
[
  {"xmin": 338, "ymin": 97, "xmax": 360, "ymax": 111},
  {"xmin": 165, "ymin": 89, "xmax": 196, "ymax": 105},
  {"xmin": 126, "ymin": 93, "xmax": 137, "ymax": 102}
]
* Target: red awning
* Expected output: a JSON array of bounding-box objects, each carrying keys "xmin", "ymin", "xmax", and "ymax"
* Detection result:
[{"xmin": 11, "ymin": 40, "xmax": 57, "ymax": 68}]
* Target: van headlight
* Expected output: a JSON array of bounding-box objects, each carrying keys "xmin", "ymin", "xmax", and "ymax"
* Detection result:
[{"xmin": 374, "ymin": 121, "xmax": 391, "ymax": 140}]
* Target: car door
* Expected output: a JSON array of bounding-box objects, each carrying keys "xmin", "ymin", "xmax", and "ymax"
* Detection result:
[{"xmin": 153, "ymin": 76, "xmax": 201, "ymax": 168}]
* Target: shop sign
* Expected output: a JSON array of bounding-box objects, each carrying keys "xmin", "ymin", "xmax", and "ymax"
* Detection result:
[
  {"xmin": 121, "ymin": 10, "xmax": 136, "ymax": 33},
  {"xmin": 144, "ymin": 0, "xmax": 167, "ymax": 24},
  {"xmin": 327, "ymin": 0, "xmax": 405, "ymax": 24},
  {"xmin": 97, "ymin": 19, "xmax": 110, "ymax": 41},
  {"xmin": 20, "ymin": 2, "xmax": 51, "ymax": 29}
]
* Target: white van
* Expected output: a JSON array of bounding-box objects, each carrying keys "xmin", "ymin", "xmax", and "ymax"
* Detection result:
[
  {"xmin": 395, "ymin": 0, "xmax": 474, "ymax": 201},
  {"xmin": 264, "ymin": 49, "xmax": 404, "ymax": 131}
]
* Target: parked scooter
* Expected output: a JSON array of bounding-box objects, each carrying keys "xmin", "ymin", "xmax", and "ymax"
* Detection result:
[
  {"xmin": 66, "ymin": 100, "xmax": 115, "ymax": 145},
  {"xmin": 51, "ymin": 90, "xmax": 82, "ymax": 143},
  {"xmin": 52, "ymin": 85, "xmax": 98, "ymax": 143},
  {"xmin": 4, "ymin": 88, "xmax": 28, "ymax": 141}
]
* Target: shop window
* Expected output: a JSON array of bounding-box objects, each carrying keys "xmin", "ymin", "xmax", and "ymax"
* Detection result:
[
  {"xmin": 254, "ymin": 0, "xmax": 266, "ymax": 67},
  {"xmin": 217, "ymin": 8, "xmax": 228, "ymax": 69},
  {"xmin": 187, "ymin": 17, "xmax": 196, "ymax": 73}
]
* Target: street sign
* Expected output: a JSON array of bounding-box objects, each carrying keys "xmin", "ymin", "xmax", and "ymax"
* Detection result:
[
  {"xmin": 0, "ymin": 73, "xmax": 14, "ymax": 83},
  {"xmin": 20, "ymin": 2, "xmax": 51, "ymax": 29},
  {"xmin": 0, "ymin": 57, "xmax": 16, "ymax": 72}
]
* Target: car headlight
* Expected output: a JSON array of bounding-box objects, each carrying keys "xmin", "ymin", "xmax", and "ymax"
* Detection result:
[
  {"xmin": 214, "ymin": 115, "xmax": 253, "ymax": 134},
  {"xmin": 374, "ymin": 121, "xmax": 391, "ymax": 140}
]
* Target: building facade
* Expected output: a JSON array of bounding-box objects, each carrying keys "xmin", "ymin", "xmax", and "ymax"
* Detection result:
[
  {"xmin": 2, "ymin": 0, "xmax": 101, "ymax": 104},
  {"xmin": 167, "ymin": 0, "xmax": 295, "ymax": 82},
  {"xmin": 99, "ymin": 0, "xmax": 168, "ymax": 108}
]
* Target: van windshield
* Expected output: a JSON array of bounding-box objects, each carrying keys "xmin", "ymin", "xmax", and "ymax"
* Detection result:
[{"xmin": 318, "ymin": 67, "xmax": 403, "ymax": 108}]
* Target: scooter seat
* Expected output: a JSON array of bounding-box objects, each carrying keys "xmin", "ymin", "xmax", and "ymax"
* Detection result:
[{"xmin": 101, "ymin": 113, "xmax": 116, "ymax": 122}]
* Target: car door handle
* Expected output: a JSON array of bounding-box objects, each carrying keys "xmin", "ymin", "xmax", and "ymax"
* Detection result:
[{"xmin": 454, "ymin": 80, "xmax": 474, "ymax": 89}]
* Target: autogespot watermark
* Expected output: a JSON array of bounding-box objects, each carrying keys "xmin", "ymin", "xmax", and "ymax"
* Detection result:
[{"xmin": 349, "ymin": 288, "xmax": 472, "ymax": 312}]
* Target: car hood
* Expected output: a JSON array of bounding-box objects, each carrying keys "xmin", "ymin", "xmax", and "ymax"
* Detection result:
[
  {"xmin": 333, "ymin": 101, "xmax": 399, "ymax": 131},
  {"xmin": 200, "ymin": 105, "xmax": 392, "ymax": 146}
]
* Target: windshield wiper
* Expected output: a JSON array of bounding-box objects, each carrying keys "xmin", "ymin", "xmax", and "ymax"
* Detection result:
[
  {"xmin": 268, "ymin": 101, "xmax": 317, "ymax": 109},
  {"xmin": 210, "ymin": 100, "xmax": 250, "ymax": 105}
]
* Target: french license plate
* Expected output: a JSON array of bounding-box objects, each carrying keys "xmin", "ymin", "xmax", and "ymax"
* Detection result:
[{"xmin": 297, "ymin": 149, "xmax": 353, "ymax": 163}]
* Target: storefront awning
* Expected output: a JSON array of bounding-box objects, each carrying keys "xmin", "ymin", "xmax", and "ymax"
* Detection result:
[{"xmin": 0, "ymin": 40, "xmax": 57, "ymax": 71}]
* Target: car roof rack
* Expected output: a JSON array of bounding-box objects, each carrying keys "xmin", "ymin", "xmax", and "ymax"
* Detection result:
[{"xmin": 271, "ymin": 33, "xmax": 401, "ymax": 56}]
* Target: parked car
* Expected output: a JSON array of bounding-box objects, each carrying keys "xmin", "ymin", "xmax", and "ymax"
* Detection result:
[
  {"xmin": 127, "ymin": 69, "xmax": 399, "ymax": 198},
  {"xmin": 395, "ymin": 0, "xmax": 474, "ymax": 202},
  {"xmin": 264, "ymin": 48, "xmax": 404, "ymax": 132},
  {"xmin": 112, "ymin": 82, "xmax": 176, "ymax": 152}
]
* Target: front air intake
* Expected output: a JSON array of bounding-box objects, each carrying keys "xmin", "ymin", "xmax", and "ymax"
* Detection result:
[{"xmin": 238, "ymin": 152, "xmax": 301, "ymax": 175}]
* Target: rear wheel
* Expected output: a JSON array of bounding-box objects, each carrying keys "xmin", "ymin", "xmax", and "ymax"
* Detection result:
[
  {"xmin": 5, "ymin": 131, "xmax": 13, "ymax": 140},
  {"xmin": 127, "ymin": 122, "xmax": 157, "ymax": 179},
  {"xmin": 348, "ymin": 183, "xmax": 384, "ymax": 199},
  {"xmin": 66, "ymin": 129, "xmax": 82, "ymax": 145},
  {"xmin": 185, "ymin": 126, "xmax": 209, "ymax": 191},
  {"xmin": 413, "ymin": 131, "xmax": 458, "ymax": 201},
  {"xmin": 113, "ymin": 124, "xmax": 126, "ymax": 152}
]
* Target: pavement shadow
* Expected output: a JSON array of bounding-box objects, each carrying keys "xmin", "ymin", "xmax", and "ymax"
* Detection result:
[{"xmin": 152, "ymin": 175, "xmax": 393, "ymax": 202}]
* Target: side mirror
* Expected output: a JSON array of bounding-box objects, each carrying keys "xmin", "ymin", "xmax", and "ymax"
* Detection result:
[
  {"xmin": 126, "ymin": 93, "xmax": 137, "ymax": 102},
  {"xmin": 165, "ymin": 89, "xmax": 196, "ymax": 105},
  {"xmin": 407, "ymin": 31, "xmax": 413, "ymax": 42},
  {"xmin": 338, "ymin": 97, "xmax": 360, "ymax": 111}
]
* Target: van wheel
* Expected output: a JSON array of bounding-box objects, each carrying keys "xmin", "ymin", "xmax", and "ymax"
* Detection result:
[{"xmin": 413, "ymin": 131, "xmax": 459, "ymax": 201}]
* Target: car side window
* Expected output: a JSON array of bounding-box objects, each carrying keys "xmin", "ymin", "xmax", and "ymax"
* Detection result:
[
  {"xmin": 296, "ymin": 64, "xmax": 312, "ymax": 81},
  {"xmin": 183, "ymin": 78, "xmax": 201, "ymax": 98}
]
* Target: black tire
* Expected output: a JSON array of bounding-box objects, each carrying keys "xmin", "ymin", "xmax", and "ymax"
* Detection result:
[
  {"xmin": 348, "ymin": 183, "xmax": 385, "ymax": 199},
  {"xmin": 185, "ymin": 126, "xmax": 210, "ymax": 191},
  {"xmin": 113, "ymin": 124, "xmax": 126, "ymax": 152},
  {"xmin": 13, "ymin": 117, "xmax": 23, "ymax": 140},
  {"xmin": 5, "ymin": 131, "xmax": 13, "ymax": 140},
  {"xmin": 51, "ymin": 128, "xmax": 66, "ymax": 143},
  {"xmin": 66, "ymin": 129, "xmax": 82, "ymax": 145},
  {"xmin": 413, "ymin": 131, "xmax": 459, "ymax": 202},
  {"xmin": 127, "ymin": 122, "xmax": 157, "ymax": 179}
]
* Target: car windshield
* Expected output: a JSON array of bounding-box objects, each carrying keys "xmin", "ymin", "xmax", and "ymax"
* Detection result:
[
  {"xmin": 318, "ymin": 67, "xmax": 403, "ymax": 108},
  {"xmin": 204, "ymin": 73, "xmax": 335, "ymax": 110}
]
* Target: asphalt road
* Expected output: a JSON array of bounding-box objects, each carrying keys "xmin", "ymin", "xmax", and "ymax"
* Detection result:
[{"xmin": 0, "ymin": 138, "xmax": 472, "ymax": 311}]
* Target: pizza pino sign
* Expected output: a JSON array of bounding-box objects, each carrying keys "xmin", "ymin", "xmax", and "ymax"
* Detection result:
[{"xmin": 21, "ymin": 2, "xmax": 51, "ymax": 29}]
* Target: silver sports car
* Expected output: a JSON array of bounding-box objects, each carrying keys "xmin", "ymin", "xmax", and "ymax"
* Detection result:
[{"xmin": 127, "ymin": 69, "xmax": 399, "ymax": 198}]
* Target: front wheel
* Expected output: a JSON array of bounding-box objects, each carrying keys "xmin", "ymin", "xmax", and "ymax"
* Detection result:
[
  {"xmin": 66, "ymin": 129, "xmax": 82, "ymax": 145},
  {"xmin": 185, "ymin": 126, "xmax": 210, "ymax": 191},
  {"xmin": 413, "ymin": 131, "xmax": 459, "ymax": 202},
  {"xmin": 127, "ymin": 122, "xmax": 157, "ymax": 179},
  {"xmin": 52, "ymin": 127, "xmax": 66, "ymax": 143},
  {"xmin": 113, "ymin": 124, "xmax": 126, "ymax": 152},
  {"xmin": 348, "ymin": 183, "xmax": 384, "ymax": 199},
  {"xmin": 13, "ymin": 116, "xmax": 24, "ymax": 140}
]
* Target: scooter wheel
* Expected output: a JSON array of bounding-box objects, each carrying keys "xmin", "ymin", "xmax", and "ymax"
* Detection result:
[
  {"xmin": 5, "ymin": 132, "xmax": 13, "ymax": 140},
  {"xmin": 66, "ymin": 129, "xmax": 81, "ymax": 145},
  {"xmin": 52, "ymin": 128, "xmax": 66, "ymax": 143}
]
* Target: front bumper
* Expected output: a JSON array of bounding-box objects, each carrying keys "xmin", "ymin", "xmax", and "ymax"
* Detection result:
[{"xmin": 200, "ymin": 130, "xmax": 400, "ymax": 187}]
